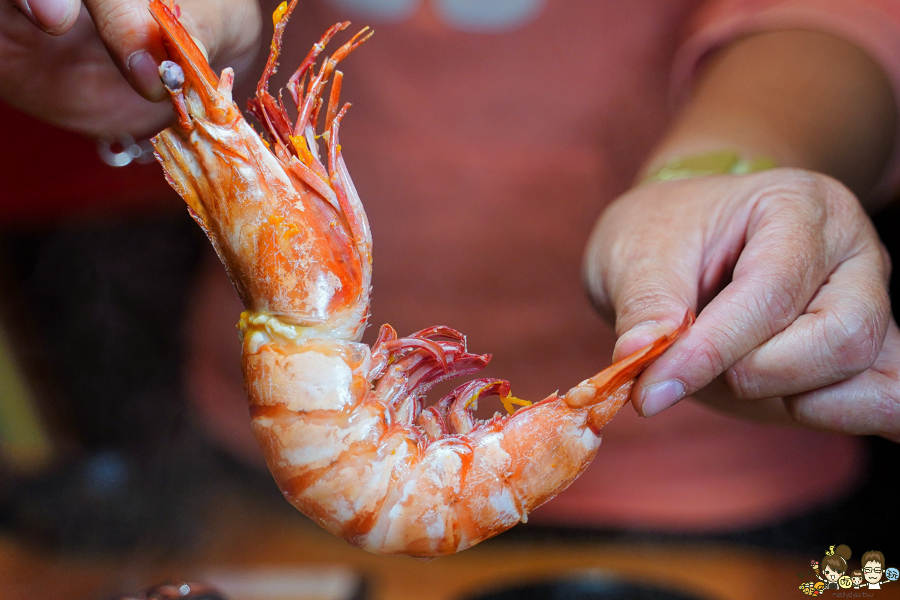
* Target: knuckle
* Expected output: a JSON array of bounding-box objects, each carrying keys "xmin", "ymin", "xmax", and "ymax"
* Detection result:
[
  {"xmin": 873, "ymin": 387, "xmax": 900, "ymax": 438},
  {"xmin": 817, "ymin": 384, "xmax": 900, "ymax": 438},
  {"xmin": 819, "ymin": 310, "xmax": 882, "ymax": 377},
  {"xmin": 613, "ymin": 284, "xmax": 683, "ymax": 332},
  {"xmin": 685, "ymin": 328, "xmax": 733, "ymax": 385},
  {"xmin": 93, "ymin": 0, "xmax": 145, "ymax": 45},
  {"xmin": 768, "ymin": 168, "xmax": 854, "ymax": 206},
  {"xmin": 617, "ymin": 287, "xmax": 665, "ymax": 319},
  {"xmin": 754, "ymin": 275, "xmax": 803, "ymax": 329},
  {"xmin": 722, "ymin": 363, "xmax": 764, "ymax": 400},
  {"xmin": 721, "ymin": 276, "xmax": 801, "ymax": 341},
  {"xmin": 753, "ymin": 169, "xmax": 863, "ymax": 236},
  {"xmin": 754, "ymin": 168, "xmax": 826, "ymax": 207}
]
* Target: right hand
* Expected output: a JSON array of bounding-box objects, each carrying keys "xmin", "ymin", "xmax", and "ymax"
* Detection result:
[
  {"xmin": 0, "ymin": 0, "xmax": 261, "ymax": 137},
  {"xmin": 583, "ymin": 169, "xmax": 899, "ymax": 440}
]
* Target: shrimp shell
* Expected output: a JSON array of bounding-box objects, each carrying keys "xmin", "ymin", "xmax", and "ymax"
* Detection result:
[{"xmin": 149, "ymin": 0, "xmax": 691, "ymax": 557}]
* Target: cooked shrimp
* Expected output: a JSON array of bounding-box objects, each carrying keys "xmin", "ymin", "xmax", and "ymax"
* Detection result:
[{"xmin": 150, "ymin": 0, "xmax": 691, "ymax": 557}]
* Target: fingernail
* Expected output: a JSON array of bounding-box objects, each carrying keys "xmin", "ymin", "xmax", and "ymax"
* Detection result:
[
  {"xmin": 26, "ymin": 0, "xmax": 72, "ymax": 32},
  {"xmin": 11, "ymin": 0, "xmax": 36, "ymax": 22},
  {"xmin": 127, "ymin": 51, "xmax": 167, "ymax": 101},
  {"xmin": 640, "ymin": 379, "xmax": 685, "ymax": 417},
  {"xmin": 614, "ymin": 321, "xmax": 666, "ymax": 361},
  {"xmin": 190, "ymin": 34, "xmax": 209, "ymax": 61}
]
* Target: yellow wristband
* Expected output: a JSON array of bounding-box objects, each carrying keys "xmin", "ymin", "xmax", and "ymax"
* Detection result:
[{"xmin": 642, "ymin": 150, "xmax": 777, "ymax": 184}]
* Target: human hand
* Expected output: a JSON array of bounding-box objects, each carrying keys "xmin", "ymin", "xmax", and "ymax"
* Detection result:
[
  {"xmin": 584, "ymin": 169, "xmax": 900, "ymax": 441},
  {"xmin": 0, "ymin": 0, "xmax": 261, "ymax": 137}
]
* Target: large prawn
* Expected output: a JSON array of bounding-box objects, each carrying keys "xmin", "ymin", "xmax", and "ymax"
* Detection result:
[{"xmin": 149, "ymin": 0, "xmax": 691, "ymax": 557}]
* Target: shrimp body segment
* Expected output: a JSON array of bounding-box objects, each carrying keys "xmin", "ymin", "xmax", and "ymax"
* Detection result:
[{"xmin": 149, "ymin": 0, "xmax": 691, "ymax": 557}]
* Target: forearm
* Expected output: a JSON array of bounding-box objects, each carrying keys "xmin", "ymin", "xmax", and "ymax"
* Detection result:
[
  {"xmin": 643, "ymin": 29, "xmax": 898, "ymax": 206},
  {"xmin": 587, "ymin": 30, "xmax": 900, "ymax": 439}
]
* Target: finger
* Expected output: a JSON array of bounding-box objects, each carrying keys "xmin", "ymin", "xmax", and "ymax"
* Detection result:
[
  {"xmin": 584, "ymin": 182, "xmax": 704, "ymax": 363},
  {"xmin": 82, "ymin": 0, "xmax": 260, "ymax": 102},
  {"xmin": 174, "ymin": 0, "xmax": 261, "ymax": 76},
  {"xmin": 785, "ymin": 318, "xmax": 900, "ymax": 441},
  {"xmin": 8, "ymin": 0, "xmax": 79, "ymax": 34},
  {"xmin": 726, "ymin": 243, "xmax": 890, "ymax": 398},
  {"xmin": 693, "ymin": 376, "xmax": 797, "ymax": 425},
  {"xmin": 82, "ymin": 0, "xmax": 168, "ymax": 100},
  {"xmin": 634, "ymin": 178, "xmax": 844, "ymax": 416}
]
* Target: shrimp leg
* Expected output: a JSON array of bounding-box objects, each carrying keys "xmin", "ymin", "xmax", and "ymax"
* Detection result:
[{"xmin": 149, "ymin": 0, "xmax": 692, "ymax": 557}]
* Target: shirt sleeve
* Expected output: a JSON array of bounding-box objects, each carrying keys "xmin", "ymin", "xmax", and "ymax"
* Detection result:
[{"xmin": 673, "ymin": 0, "xmax": 900, "ymax": 200}]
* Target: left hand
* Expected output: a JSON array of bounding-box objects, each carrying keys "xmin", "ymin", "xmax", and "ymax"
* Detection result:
[
  {"xmin": 0, "ymin": 0, "xmax": 261, "ymax": 137},
  {"xmin": 584, "ymin": 168, "xmax": 900, "ymax": 442}
]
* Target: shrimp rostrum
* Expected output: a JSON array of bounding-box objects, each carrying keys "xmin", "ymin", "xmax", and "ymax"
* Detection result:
[{"xmin": 150, "ymin": 0, "xmax": 690, "ymax": 557}]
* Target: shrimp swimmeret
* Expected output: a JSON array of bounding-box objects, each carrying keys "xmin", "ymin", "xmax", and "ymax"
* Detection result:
[{"xmin": 149, "ymin": 0, "xmax": 691, "ymax": 557}]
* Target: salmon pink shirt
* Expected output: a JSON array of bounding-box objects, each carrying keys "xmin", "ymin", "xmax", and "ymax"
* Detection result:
[{"xmin": 3, "ymin": 0, "xmax": 900, "ymax": 531}]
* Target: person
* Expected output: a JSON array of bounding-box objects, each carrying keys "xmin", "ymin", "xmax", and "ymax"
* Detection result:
[
  {"xmin": 851, "ymin": 570, "xmax": 864, "ymax": 588},
  {"xmin": 862, "ymin": 550, "xmax": 890, "ymax": 589},
  {"xmin": 1, "ymin": 0, "xmax": 899, "ymax": 537},
  {"xmin": 813, "ymin": 545, "xmax": 852, "ymax": 589}
]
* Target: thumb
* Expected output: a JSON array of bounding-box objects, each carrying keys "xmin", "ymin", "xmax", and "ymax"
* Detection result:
[
  {"xmin": 9, "ymin": 0, "xmax": 80, "ymax": 35},
  {"xmin": 606, "ymin": 260, "xmax": 696, "ymax": 417},
  {"xmin": 82, "ymin": 0, "xmax": 168, "ymax": 100},
  {"xmin": 584, "ymin": 204, "xmax": 698, "ymax": 363},
  {"xmin": 82, "ymin": 0, "xmax": 261, "ymax": 102},
  {"xmin": 583, "ymin": 192, "xmax": 700, "ymax": 415},
  {"xmin": 606, "ymin": 266, "xmax": 696, "ymax": 365},
  {"xmin": 165, "ymin": 0, "xmax": 262, "ymax": 83}
]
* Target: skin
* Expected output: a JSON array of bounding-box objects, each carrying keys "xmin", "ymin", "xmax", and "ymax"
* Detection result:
[
  {"xmin": 2, "ymin": 3, "xmax": 898, "ymax": 441},
  {"xmin": 585, "ymin": 30, "xmax": 900, "ymax": 441},
  {"xmin": 864, "ymin": 560, "xmax": 883, "ymax": 584},
  {"xmin": 0, "ymin": 0, "xmax": 261, "ymax": 136}
]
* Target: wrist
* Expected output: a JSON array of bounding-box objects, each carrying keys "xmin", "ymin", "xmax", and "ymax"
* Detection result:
[
  {"xmin": 645, "ymin": 30, "xmax": 897, "ymax": 203},
  {"xmin": 641, "ymin": 149, "xmax": 777, "ymax": 185},
  {"xmin": 637, "ymin": 125, "xmax": 809, "ymax": 189}
]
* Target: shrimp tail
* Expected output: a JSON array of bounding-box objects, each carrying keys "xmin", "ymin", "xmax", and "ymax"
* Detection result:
[{"xmin": 562, "ymin": 311, "xmax": 694, "ymax": 427}]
